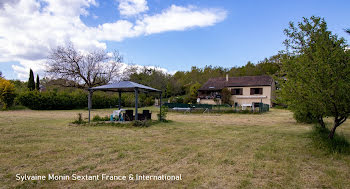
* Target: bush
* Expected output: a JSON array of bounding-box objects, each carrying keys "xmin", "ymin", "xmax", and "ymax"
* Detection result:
[
  {"xmin": 123, "ymin": 94, "xmax": 136, "ymax": 107},
  {"xmin": 92, "ymin": 92, "xmax": 118, "ymax": 109},
  {"xmin": 142, "ymin": 96, "xmax": 155, "ymax": 107},
  {"xmin": 18, "ymin": 90, "xmax": 82, "ymax": 110},
  {"xmin": 170, "ymin": 96, "xmax": 184, "ymax": 103},
  {"xmin": 0, "ymin": 78, "xmax": 16, "ymax": 109},
  {"xmin": 132, "ymin": 120, "xmax": 151, "ymax": 127},
  {"xmin": 221, "ymin": 88, "xmax": 232, "ymax": 105},
  {"xmin": 18, "ymin": 90, "xmax": 122, "ymax": 110},
  {"xmin": 72, "ymin": 113, "xmax": 86, "ymax": 124},
  {"xmin": 17, "ymin": 89, "xmax": 155, "ymax": 110},
  {"xmin": 183, "ymin": 95, "xmax": 192, "ymax": 104},
  {"xmin": 293, "ymin": 109, "xmax": 318, "ymax": 124},
  {"xmin": 92, "ymin": 115, "xmax": 110, "ymax": 122},
  {"xmin": 157, "ymin": 105, "xmax": 168, "ymax": 121}
]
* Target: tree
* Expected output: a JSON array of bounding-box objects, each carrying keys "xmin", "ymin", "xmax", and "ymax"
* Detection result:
[
  {"xmin": 221, "ymin": 88, "xmax": 232, "ymax": 105},
  {"xmin": 27, "ymin": 69, "xmax": 35, "ymax": 90},
  {"xmin": 189, "ymin": 82, "xmax": 201, "ymax": 103},
  {"xmin": 279, "ymin": 16, "xmax": 350, "ymax": 139},
  {"xmin": 46, "ymin": 44, "xmax": 123, "ymax": 89},
  {"xmin": 0, "ymin": 78, "xmax": 15, "ymax": 109},
  {"xmin": 127, "ymin": 66, "xmax": 170, "ymax": 96},
  {"xmin": 36, "ymin": 74, "xmax": 40, "ymax": 90}
]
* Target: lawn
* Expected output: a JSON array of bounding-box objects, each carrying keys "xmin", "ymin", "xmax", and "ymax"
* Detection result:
[{"xmin": 0, "ymin": 108, "xmax": 350, "ymax": 188}]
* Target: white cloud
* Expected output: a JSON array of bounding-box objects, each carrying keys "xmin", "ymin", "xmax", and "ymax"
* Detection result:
[
  {"xmin": 0, "ymin": 0, "xmax": 227, "ymax": 80},
  {"xmin": 139, "ymin": 5, "xmax": 227, "ymax": 35},
  {"xmin": 118, "ymin": 0, "xmax": 148, "ymax": 16}
]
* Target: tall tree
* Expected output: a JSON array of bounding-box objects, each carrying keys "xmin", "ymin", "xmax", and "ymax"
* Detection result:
[
  {"xmin": 35, "ymin": 74, "xmax": 40, "ymax": 90},
  {"xmin": 46, "ymin": 44, "xmax": 123, "ymax": 89},
  {"xmin": 279, "ymin": 16, "xmax": 350, "ymax": 139},
  {"xmin": 27, "ymin": 69, "xmax": 35, "ymax": 90}
]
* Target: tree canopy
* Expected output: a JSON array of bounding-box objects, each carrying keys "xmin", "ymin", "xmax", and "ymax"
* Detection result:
[
  {"xmin": 46, "ymin": 44, "xmax": 123, "ymax": 89},
  {"xmin": 27, "ymin": 69, "xmax": 35, "ymax": 91},
  {"xmin": 36, "ymin": 74, "xmax": 40, "ymax": 91},
  {"xmin": 279, "ymin": 16, "xmax": 350, "ymax": 139}
]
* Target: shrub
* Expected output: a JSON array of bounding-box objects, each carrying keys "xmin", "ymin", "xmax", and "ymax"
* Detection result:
[
  {"xmin": 174, "ymin": 96, "xmax": 184, "ymax": 103},
  {"xmin": 18, "ymin": 90, "xmax": 122, "ymax": 110},
  {"xmin": 92, "ymin": 115, "xmax": 110, "ymax": 122},
  {"xmin": 143, "ymin": 96, "xmax": 155, "ymax": 107},
  {"xmin": 123, "ymin": 94, "xmax": 136, "ymax": 107},
  {"xmin": 157, "ymin": 105, "xmax": 168, "ymax": 121},
  {"xmin": 221, "ymin": 88, "xmax": 232, "ymax": 105},
  {"xmin": 17, "ymin": 89, "xmax": 154, "ymax": 110},
  {"xmin": 92, "ymin": 92, "xmax": 118, "ymax": 109},
  {"xmin": 72, "ymin": 113, "xmax": 86, "ymax": 124},
  {"xmin": 0, "ymin": 78, "xmax": 16, "ymax": 109},
  {"xmin": 132, "ymin": 120, "xmax": 151, "ymax": 127},
  {"xmin": 183, "ymin": 95, "xmax": 192, "ymax": 104}
]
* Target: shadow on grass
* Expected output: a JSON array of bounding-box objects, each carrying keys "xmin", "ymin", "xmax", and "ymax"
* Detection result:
[
  {"xmin": 310, "ymin": 125, "xmax": 350, "ymax": 154},
  {"xmin": 70, "ymin": 119, "xmax": 173, "ymax": 128}
]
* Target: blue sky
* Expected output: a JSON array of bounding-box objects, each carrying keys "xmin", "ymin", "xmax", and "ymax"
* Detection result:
[{"xmin": 0, "ymin": 0, "xmax": 349, "ymax": 80}]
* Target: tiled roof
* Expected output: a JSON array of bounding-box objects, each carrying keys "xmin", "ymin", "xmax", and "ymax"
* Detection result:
[{"xmin": 199, "ymin": 75, "xmax": 273, "ymax": 91}]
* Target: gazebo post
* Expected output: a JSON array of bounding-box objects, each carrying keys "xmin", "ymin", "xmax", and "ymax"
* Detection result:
[
  {"xmin": 135, "ymin": 88, "xmax": 138, "ymax": 121},
  {"xmin": 88, "ymin": 89, "xmax": 93, "ymax": 123},
  {"xmin": 159, "ymin": 91, "xmax": 162, "ymax": 121},
  {"xmin": 118, "ymin": 91, "xmax": 121, "ymax": 110}
]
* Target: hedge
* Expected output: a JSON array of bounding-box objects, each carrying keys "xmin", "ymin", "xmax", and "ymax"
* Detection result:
[{"xmin": 17, "ymin": 90, "xmax": 156, "ymax": 110}]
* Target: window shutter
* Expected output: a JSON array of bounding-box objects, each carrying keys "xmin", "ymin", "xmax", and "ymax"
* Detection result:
[
  {"xmin": 259, "ymin": 88, "xmax": 263, "ymax": 94},
  {"xmin": 250, "ymin": 88, "xmax": 254, "ymax": 95},
  {"xmin": 240, "ymin": 88, "xmax": 243, "ymax": 95}
]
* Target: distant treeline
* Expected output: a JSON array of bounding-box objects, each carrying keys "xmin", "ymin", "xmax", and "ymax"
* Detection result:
[
  {"xmin": 128, "ymin": 54, "xmax": 282, "ymax": 98},
  {"xmin": 7, "ymin": 54, "xmax": 281, "ymax": 110}
]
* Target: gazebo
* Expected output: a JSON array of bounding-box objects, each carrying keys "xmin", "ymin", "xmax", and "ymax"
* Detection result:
[{"xmin": 88, "ymin": 81, "xmax": 162, "ymax": 123}]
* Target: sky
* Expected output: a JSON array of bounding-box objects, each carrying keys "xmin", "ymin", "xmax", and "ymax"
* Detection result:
[{"xmin": 0, "ymin": 0, "xmax": 349, "ymax": 80}]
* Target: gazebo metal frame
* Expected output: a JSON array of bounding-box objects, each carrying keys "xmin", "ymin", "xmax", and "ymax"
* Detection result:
[{"xmin": 88, "ymin": 81, "xmax": 162, "ymax": 123}]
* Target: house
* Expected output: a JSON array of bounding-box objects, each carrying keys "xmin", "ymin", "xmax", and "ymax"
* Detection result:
[{"xmin": 198, "ymin": 75, "xmax": 275, "ymax": 107}]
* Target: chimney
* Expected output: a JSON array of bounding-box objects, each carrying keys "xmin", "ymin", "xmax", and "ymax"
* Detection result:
[{"xmin": 226, "ymin": 74, "xmax": 229, "ymax": 82}]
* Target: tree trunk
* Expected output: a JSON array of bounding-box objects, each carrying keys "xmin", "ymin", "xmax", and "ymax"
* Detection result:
[
  {"xmin": 328, "ymin": 117, "xmax": 347, "ymax": 139},
  {"xmin": 318, "ymin": 116, "xmax": 325, "ymax": 128},
  {"xmin": 329, "ymin": 118, "xmax": 340, "ymax": 139},
  {"xmin": 328, "ymin": 124, "xmax": 338, "ymax": 139}
]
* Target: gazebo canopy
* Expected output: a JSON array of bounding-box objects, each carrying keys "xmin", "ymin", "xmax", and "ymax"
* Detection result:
[
  {"xmin": 87, "ymin": 81, "xmax": 162, "ymax": 123},
  {"xmin": 89, "ymin": 81, "xmax": 161, "ymax": 92}
]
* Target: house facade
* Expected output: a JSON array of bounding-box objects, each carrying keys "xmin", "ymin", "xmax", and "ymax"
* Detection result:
[{"xmin": 198, "ymin": 75, "xmax": 275, "ymax": 107}]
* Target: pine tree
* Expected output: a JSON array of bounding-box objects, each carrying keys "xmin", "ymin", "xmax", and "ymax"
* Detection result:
[
  {"xmin": 27, "ymin": 69, "xmax": 35, "ymax": 91},
  {"xmin": 35, "ymin": 74, "xmax": 40, "ymax": 90}
]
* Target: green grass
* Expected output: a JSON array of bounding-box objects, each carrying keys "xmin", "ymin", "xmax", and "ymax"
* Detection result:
[{"xmin": 0, "ymin": 108, "xmax": 350, "ymax": 188}]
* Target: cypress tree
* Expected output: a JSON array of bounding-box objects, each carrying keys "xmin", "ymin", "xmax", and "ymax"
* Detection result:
[
  {"xmin": 36, "ymin": 74, "xmax": 40, "ymax": 90},
  {"xmin": 27, "ymin": 69, "xmax": 35, "ymax": 90}
]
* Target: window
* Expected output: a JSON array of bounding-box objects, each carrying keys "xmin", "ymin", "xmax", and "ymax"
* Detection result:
[
  {"xmin": 250, "ymin": 88, "xmax": 263, "ymax": 95},
  {"xmin": 231, "ymin": 88, "xmax": 243, "ymax": 95}
]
